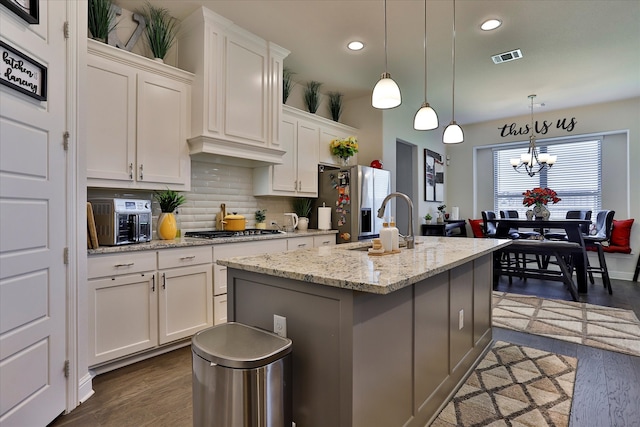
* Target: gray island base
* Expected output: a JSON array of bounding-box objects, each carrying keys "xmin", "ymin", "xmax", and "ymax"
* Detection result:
[{"xmin": 220, "ymin": 237, "xmax": 511, "ymax": 426}]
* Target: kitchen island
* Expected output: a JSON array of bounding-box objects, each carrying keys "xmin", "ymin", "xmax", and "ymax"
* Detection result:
[{"xmin": 219, "ymin": 236, "xmax": 511, "ymax": 427}]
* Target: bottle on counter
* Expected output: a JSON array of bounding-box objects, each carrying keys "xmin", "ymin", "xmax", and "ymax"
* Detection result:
[
  {"xmin": 389, "ymin": 217, "xmax": 399, "ymax": 251},
  {"xmin": 380, "ymin": 219, "xmax": 393, "ymax": 253}
]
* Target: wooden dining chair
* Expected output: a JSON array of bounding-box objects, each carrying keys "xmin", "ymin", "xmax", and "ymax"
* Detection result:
[
  {"xmin": 584, "ymin": 210, "xmax": 615, "ymax": 294},
  {"xmin": 499, "ymin": 210, "xmax": 541, "ymax": 239}
]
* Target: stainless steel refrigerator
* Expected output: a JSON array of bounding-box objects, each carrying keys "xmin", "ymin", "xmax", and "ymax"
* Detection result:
[{"xmin": 312, "ymin": 165, "xmax": 391, "ymax": 243}]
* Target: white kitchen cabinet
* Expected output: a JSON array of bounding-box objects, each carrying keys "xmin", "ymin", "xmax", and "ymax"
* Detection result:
[
  {"xmin": 313, "ymin": 234, "xmax": 336, "ymax": 247},
  {"xmin": 157, "ymin": 247, "xmax": 213, "ymax": 344},
  {"xmin": 253, "ymin": 108, "xmax": 319, "ymax": 197},
  {"xmin": 212, "ymin": 239, "xmax": 287, "ymax": 324},
  {"xmin": 178, "ymin": 7, "xmax": 289, "ymax": 164},
  {"xmin": 287, "ymin": 236, "xmax": 315, "ymax": 251},
  {"xmin": 86, "ymin": 39, "xmax": 193, "ymax": 190},
  {"xmin": 87, "ymin": 252, "xmax": 158, "ymax": 366},
  {"xmin": 88, "ymin": 246, "xmax": 212, "ymax": 366}
]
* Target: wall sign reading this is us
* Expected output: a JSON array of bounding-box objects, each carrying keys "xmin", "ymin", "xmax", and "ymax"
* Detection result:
[
  {"xmin": 0, "ymin": 41, "xmax": 47, "ymax": 101},
  {"xmin": 498, "ymin": 117, "xmax": 577, "ymax": 138}
]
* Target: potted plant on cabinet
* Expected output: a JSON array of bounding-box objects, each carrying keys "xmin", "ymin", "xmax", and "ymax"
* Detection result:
[
  {"xmin": 139, "ymin": 2, "xmax": 179, "ymax": 62},
  {"xmin": 283, "ymin": 67, "xmax": 295, "ymax": 104},
  {"xmin": 88, "ymin": 0, "xmax": 117, "ymax": 43},
  {"xmin": 303, "ymin": 80, "xmax": 322, "ymax": 114},
  {"xmin": 328, "ymin": 91, "xmax": 343, "ymax": 122},
  {"xmin": 292, "ymin": 198, "xmax": 314, "ymax": 231},
  {"xmin": 424, "ymin": 213, "xmax": 433, "ymax": 225},
  {"xmin": 255, "ymin": 209, "xmax": 267, "ymax": 229},
  {"xmin": 154, "ymin": 189, "xmax": 185, "ymax": 239}
]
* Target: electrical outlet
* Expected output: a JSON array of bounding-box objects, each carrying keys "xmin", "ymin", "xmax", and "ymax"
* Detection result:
[
  {"xmin": 458, "ymin": 309, "xmax": 464, "ymax": 330},
  {"xmin": 274, "ymin": 314, "xmax": 287, "ymax": 338}
]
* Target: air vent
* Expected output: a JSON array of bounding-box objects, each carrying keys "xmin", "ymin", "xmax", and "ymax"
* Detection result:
[{"xmin": 491, "ymin": 49, "xmax": 523, "ymax": 64}]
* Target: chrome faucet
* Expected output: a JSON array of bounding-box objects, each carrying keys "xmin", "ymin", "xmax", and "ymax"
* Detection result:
[{"xmin": 377, "ymin": 192, "xmax": 415, "ymax": 249}]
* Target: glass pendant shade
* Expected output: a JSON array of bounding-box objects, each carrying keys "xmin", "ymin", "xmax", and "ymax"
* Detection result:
[
  {"xmin": 413, "ymin": 103, "xmax": 438, "ymax": 130},
  {"xmin": 372, "ymin": 72, "xmax": 401, "ymax": 109},
  {"xmin": 443, "ymin": 121, "xmax": 464, "ymax": 144}
]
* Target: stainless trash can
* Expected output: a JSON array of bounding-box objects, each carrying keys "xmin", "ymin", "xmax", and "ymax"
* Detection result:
[{"xmin": 191, "ymin": 322, "xmax": 292, "ymax": 427}]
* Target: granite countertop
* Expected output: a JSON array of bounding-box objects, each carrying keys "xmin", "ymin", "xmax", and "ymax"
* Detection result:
[
  {"xmin": 218, "ymin": 236, "xmax": 512, "ymax": 295},
  {"xmin": 87, "ymin": 229, "xmax": 338, "ymax": 255}
]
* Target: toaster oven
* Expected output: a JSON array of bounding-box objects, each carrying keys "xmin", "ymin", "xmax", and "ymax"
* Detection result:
[{"xmin": 90, "ymin": 198, "xmax": 152, "ymax": 246}]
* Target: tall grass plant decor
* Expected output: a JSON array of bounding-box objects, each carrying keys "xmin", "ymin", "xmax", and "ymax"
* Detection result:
[
  {"xmin": 328, "ymin": 91, "xmax": 343, "ymax": 122},
  {"xmin": 88, "ymin": 0, "xmax": 117, "ymax": 42},
  {"xmin": 303, "ymin": 81, "xmax": 322, "ymax": 114},
  {"xmin": 140, "ymin": 2, "xmax": 179, "ymax": 60},
  {"xmin": 283, "ymin": 67, "xmax": 296, "ymax": 104}
]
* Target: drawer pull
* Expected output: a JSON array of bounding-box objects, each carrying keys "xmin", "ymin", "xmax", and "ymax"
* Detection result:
[
  {"xmin": 180, "ymin": 255, "xmax": 196, "ymax": 261},
  {"xmin": 321, "ymin": 240, "xmax": 331, "ymax": 245},
  {"xmin": 114, "ymin": 262, "xmax": 134, "ymax": 268},
  {"xmin": 297, "ymin": 243, "xmax": 307, "ymax": 248}
]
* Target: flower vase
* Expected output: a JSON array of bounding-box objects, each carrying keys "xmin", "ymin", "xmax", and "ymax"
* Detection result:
[
  {"xmin": 526, "ymin": 209, "xmax": 534, "ymax": 220},
  {"xmin": 532, "ymin": 204, "xmax": 550, "ymax": 220},
  {"xmin": 340, "ymin": 157, "xmax": 350, "ymax": 167},
  {"xmin": 157, "ymin": 212, "xmax": 177, "ymax": 239}
]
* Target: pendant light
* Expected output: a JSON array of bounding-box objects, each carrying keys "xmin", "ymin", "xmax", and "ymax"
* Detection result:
[
  {"xmin": 372, "ymin": 0, "xmax": 401, "ymax": 109},
  {"xmin": 414, "ymin": 0, "xmax": 438, "ymax": 130},
  {"xmin": 442, "ymin": 0, "xmax": 464, "ymax": 144}
]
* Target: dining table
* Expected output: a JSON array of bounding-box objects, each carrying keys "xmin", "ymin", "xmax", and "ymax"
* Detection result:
[{"xmin": 493, "ymin": 218, "xmax": 592, "ymax": 297}]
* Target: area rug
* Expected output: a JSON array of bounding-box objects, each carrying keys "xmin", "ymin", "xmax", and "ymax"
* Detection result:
[
  {"xmin": 431, "ymin": 341, "xmax": 577, "ymax": 427},
  {"xmin": 492, "ymin": 291, "xmax": 640, "ymax": 357}
]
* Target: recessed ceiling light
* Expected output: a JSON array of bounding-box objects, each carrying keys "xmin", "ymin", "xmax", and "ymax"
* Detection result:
[
  {"xmin": 481, "ymin": 19, "xmax": 502, "ymax": 31},
  {"xmin": 347, "ymin": 41, "xmax": 364, "ymax": 51}
]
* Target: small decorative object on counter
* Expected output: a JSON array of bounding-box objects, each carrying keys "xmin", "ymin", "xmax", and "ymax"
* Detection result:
[
  {"xmin": 389, "ymin": 217, "xmax": 399, "ymax": 251},
  {"xmin": 292, "ymin": 197, "xmax": 313, "ymax": 231},
  {"xmin": 380, "ymin": 221, "xmax": 393, "ymax": 252},
  {"xmin": 255, "ymin": 209, "xmax": 267, "ymax": 229},
  {"xmin": 522, "ymin": 187, "xmax": 560, "ymax": 220},
  {"xmin": 154, "ymin": 188, "xmax": 185, "ymax": 240}
]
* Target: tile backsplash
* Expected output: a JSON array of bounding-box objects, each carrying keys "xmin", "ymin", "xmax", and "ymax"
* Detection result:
[{"xmin": 88, "ymin": 160, "xmax": 298, "ymax": 234}]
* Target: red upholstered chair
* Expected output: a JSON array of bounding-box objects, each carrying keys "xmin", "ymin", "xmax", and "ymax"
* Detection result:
[{"xmin": 468, "ymin": 219, "xmax": 485, "ymax": 238}]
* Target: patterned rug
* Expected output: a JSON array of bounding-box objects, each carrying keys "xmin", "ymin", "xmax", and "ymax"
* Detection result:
[
  {"xmin": 492, "ymin": 292, "xmax": 640, "ymax": 357},
  {"xmin": 431, "ymin": 341, "xmax": 577, "ymax": 427}
]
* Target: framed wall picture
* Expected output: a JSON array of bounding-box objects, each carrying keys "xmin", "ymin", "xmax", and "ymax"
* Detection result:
[
  {"xmin": 0, "ymin": 0, "xmax": 39, "ymax": 24},
  {"xmin": 424, "ymin": 149, "xmax": 444, "ymax": 202},
  {"xmin": 0, "ymin": 41, "xmax": 47, "ymax": 101}
]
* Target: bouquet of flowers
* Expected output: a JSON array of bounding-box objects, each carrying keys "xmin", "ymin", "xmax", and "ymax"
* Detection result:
[
  {"xmin": 522, "ymin": 187, "xmax": 561, "ymax": 207},
  {"xmin": 330, "ymin": 136, "xmax": 359, "ymax": 159}
]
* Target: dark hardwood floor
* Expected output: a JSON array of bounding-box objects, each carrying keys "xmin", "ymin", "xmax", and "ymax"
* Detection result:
[{"xmin": 49, "ymin": 277, "xmax": 640, "ymax": 427}]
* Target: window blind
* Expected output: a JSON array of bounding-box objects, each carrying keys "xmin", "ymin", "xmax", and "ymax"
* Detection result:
[{"xmin": 493, "ymin": 138, "xmax": 602, "ymax": 219}]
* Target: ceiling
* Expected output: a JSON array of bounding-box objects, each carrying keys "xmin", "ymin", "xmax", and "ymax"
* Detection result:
[{"xmin": 116, "ymin": 0, "xmax": 640, "ymax": 125}]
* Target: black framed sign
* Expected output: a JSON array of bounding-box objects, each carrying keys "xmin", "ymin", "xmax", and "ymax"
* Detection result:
[
  {"xmin": 0, "ymin": 0, "xmax": 39, "ymax": 24},
  {"xmin": 0, "ymin": 41, "xmax": 47, "ymax": 101},
  {"xmin": 424, "ymin": 149, "xmax": 444, "ymax": 202}
]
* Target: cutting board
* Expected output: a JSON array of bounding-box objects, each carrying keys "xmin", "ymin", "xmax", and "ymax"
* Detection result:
[{"xmin": 87, "ymin": 202, "xmax": 99, "ymax": 249}]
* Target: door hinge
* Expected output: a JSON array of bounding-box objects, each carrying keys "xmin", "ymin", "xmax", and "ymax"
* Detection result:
[
  {"xmin": 63, "ymin": 131, "xmax": 70, "ymax": 151},
  {"xmin": 64, "ymin": 21, "xmax": 70, "ymax": 39},
  {"xmin": 63, "ymin": 247, "xmax": 69, "ymax": 264},
  {"xmin": 64, "ymin": 360, "xmax": 70, "ymax": 378}
]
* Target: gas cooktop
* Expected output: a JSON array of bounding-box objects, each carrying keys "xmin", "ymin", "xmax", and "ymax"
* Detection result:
[{"xmin": 184, "ymin": 229, "xmax": 284, "ymax": 239}]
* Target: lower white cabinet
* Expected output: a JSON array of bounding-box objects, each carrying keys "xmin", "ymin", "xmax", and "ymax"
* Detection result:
[
  {"xmin": 88, "ymin": 247, "xmax": 213, "ymax": 366},
  {"xmin": 212, "ymin": 239, "xmax": 288, "ymax": 324}
]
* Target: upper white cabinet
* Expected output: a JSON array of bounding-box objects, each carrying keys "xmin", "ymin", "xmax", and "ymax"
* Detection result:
[
  {"xmin": 178, "ymin": 7, "xmax": 290, "ymax": 165},
  {"xmin": 86, "ymin": 39, "xmax": 193, "ymax": 190},
  {"xmin": 253, "ymin": 107, "xmax": 319, "ymax": 197}
]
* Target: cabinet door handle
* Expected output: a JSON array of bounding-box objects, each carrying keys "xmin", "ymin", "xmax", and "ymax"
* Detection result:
[
  {"xmin": 129, "ymin": 163, "xmax": 133, "ymax": 180},
  {"xmin": 139, "ymin": 164, "xmax": 144, "ymax": 180},
  {"xmin": 114, "ymin": 262, "xmax": 134, "ymax": 268},
  {"xmin": 297, "ymin": 243, "xmax": 307, "ymax": 248},
  {"xmin": 162, "ymin": 272, "xmax": 166, "ymax": 289},
  {"xmin": 180, "ymin": 255, "xmax": 196, "ymax": 261},
  {"xmin": 151, "ymin": 274, "xmax": 155, "ymax": 292},
  {"xmin": 321, "ymin": 240, "xmax": 331, "ymax": 245},
  {"xmin": 298, "ymin": 180, "xmax": 302, "ymax": 191}
]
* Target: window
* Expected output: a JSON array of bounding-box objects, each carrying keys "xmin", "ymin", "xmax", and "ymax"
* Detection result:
[{"xmin": 493, "ymin": 138, "xmax": 602, "ymax": 218}]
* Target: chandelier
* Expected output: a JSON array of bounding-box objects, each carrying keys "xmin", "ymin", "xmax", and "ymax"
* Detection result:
[{"xmin": 510, "ymin": 94, "xmax": 557, "ymax": 176}]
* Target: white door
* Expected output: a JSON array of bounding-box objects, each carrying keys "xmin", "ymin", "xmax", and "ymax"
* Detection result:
[{"xmin": 0, "ymin": 2, "xmax": 67, "ymax": 425}]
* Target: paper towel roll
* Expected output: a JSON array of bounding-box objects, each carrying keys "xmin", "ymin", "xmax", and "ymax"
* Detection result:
[
  {"xmin": 318, "ymin": 207, "xmax": 332, "ymax": 230},
  {"xmin": 451, "ymin": 207, "xmax": 460, "ymax": 220}
]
